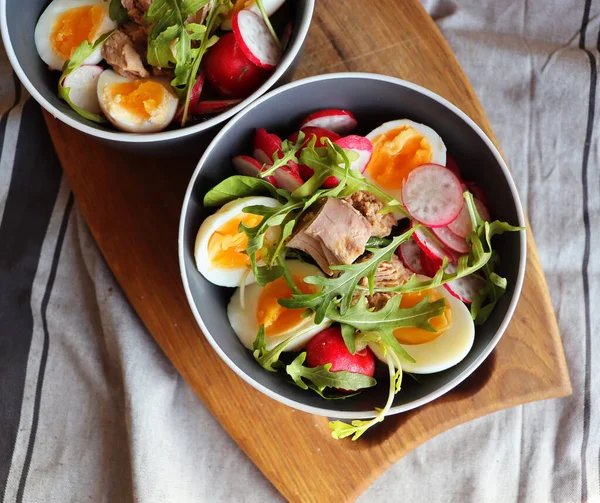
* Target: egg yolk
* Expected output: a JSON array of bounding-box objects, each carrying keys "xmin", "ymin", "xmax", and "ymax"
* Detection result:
[
  {"xmin": 393, "ymin": 289, "xmax": 452, "ymax": 345},
  {"xmin": 256, "ymin": 274, "xmax": 319, "ymax": 337},
  {"xmin": 50, "ymin": 6, "xmax": 105, "ymax": 60},
  {"xmin": 367, "ymin": 126, "xmax": 433, "ymax": 189},
  {"xmin": 207, "ymin": 213, "xmax": 263, "ymax": 269},
  {"xmin": 108, "ymin": 81, "xmax": 166, "ymax": 119}
]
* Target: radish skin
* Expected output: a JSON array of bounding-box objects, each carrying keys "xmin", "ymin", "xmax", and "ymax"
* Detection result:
[
  {"xmin": 232, "ymin": 155, "xmax": 278, "ymax": 187},
  {"xmin": 300, "ymin": 109, "xmax": 358, "ymax": 134},
  {"xmin": 232, "ymin": 10, "xmax": 282, "ymax": 70},
  {"xmin": 412, "ymin": 225, "xmax": 456, "ymax": 263},
  {"xmin": 192, "ymin": 99, "xmax": 242, "ymax": 115},
  {"xmin": 432, "ymin": 226, "xmax": 470, "ymax": 254},
  {"xmin": 273, "ymin": 166, "xmax": 303, "ymax": 191},
  {"xmin": 399, "ymin": 239, "xmax": 427, "ymax": 275}
]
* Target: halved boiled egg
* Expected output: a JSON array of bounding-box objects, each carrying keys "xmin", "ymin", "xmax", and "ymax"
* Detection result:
[
  {"xmin": 228, "ymin": 260, "xmax": 331, "ymax": 350},
  {"xmin": 35, "ymin": 0, "xmax": 117, "ymax": 70},
  {"xmin": 364, "ymin": 119, "xmax": 447, "ymax": 203},
  {"xmin": 195, "ymin": 196, "xmax": 281, "ymax": 287},
  {"xmin": 221, "ymin": 0, "xmax": 286, "ymax": 30},
  {"xmin": 97, "ymin": 70, "xmax": 178, "ymax": 133},
  {"xmin": 369, "ymin": 285, "xmax": 474, "ymax": 374}
]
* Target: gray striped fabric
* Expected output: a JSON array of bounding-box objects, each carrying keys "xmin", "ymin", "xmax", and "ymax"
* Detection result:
[{"xmin": 0, "ymin": 1, "xmax": 598, "ymax": 501}]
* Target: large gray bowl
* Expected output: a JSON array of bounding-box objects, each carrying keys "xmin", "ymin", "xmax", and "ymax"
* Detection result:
[
  {"xmin": 179, "ymin": 73, "xmax": 527, "ymax": 418},
  {"xmin": 0, "ymin": 0, "xmax": 314, "ymax": 153}
]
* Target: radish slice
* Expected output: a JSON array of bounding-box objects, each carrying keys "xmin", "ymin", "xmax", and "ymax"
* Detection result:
[
  {"xmin": 464, "ymin": 181, "xmax": 489, "ymax": 207},
  {"xmin": 445, "ymin": 154, "xmax": 461, "ymax": 179},
  {"xmin": 447, "ymin": 198, "xmax": 490, "ymax": 238},
  {"xmin": 232, "ymin": 155, "xmax": 278, "ymax": 187},
  {"xmin": 298, "ymin": 163, "xmax": 337, "ymax": 188},
  {"xmin": 273, "ymin": 166, "xmax": 303, "ymax": 191},
  {"xmin": 63, "ymin": 65, "xmax": 103, "ymax": 114},
  {"xmin": 232, "ymin": 10, "xmax": 282, "ymax": 70},
  {"xmin": 412, "ymin": 225, "xmax": 456, "ymax": 263},
  {"xmin": 420, "ymin": 250, "xmax": 442, "ymax": 277},
  {"xmin": 399, "ymin": 239, "xmax": 426, "ymax": 275},
  {"xmin": 334, "ymin": 135, "xmax": 373, "ymax": 173},
  {"xmin": 402, "ymin": 164, "xmax": 464, "ymax": 227},
  {"xmin": 281, "ymin": 21, "xmax": 294, "ymax": 51},
  {"xmin": 289, "ymin": 126, "xmax": 341, "ymax": 146},
  {"xmin": 174, "ymin": 73, "xmax": 205, "ymax": 122},
  {"xmin": 221, "ymin": 0, "xmax": 286, "ymax": 31},
  {"xmin": 193, "ymin": 99, "xmax": 242, "ymax": 115},
  {"xmin": 300, "ymin": 109, "xmax": 358, "ymax": 135},
  {"xmin": 443, "ymin": 263, "xmax": 486, "ymax": 304},
  {"xmin": 432, "ymin": 226, "xmax": 470, "ymax": 254},
  {"xmin": 254, "ymin": 128, "xmax": 282, "ymax": 164}
]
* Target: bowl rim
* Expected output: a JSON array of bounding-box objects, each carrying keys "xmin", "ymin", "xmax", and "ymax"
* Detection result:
[
  {"xmin": 178, "ymin": 72, "xmax": 528, "ymax": 419},
  {"xmin": 0, "ymin": 0, "xmax": 314, "ymax": 143}
]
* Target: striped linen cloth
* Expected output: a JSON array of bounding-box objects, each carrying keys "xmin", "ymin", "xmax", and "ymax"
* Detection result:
[{"xmin": 1, "ymin": 0, "xmax": 599, "ymax": 501}]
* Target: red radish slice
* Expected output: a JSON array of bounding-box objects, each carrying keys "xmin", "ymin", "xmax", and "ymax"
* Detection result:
[
  {"xmin": 412, "ymin": 225, "xmax": 456, "ymax": 263},
  {"xmin": 402, "ymin": 164, "xmax": 464, "ymax": 227},
  {"xmin": 232, "ymin": 155, "xmax": 278, "ymax": 187},
  {"xmin": 443, "ymin": 263, "xmax": 486, "ymax": 304},
  {"xmin": 193, "ymin": 99, "xmax": 241, "ymax": 115},
  {"xmin": 174, "ymin": 73, "xmax": 205, "ymax": 122},
  {"xmin": 281, "ymin": 21, "xmax": 294, "ymax": 51},
  {"xmin": 298, "ymin": 163, "xmax": 338, "ymax": 189},
  {"xmin": 232, "ymin": 10, "xmax": 282, "ymax": 70},
  {"xmin": 289, "ymin": 126, "xmax": 341, "ymax": 146},
  {"xmin": 273, "ymin": 166, "xmax": 303, "ymax": 191},
  {"xmin": 432, "ymin": 226, "xmax": 470, "ymax": 254},
  {"xmin": 63, "ymin": 65, "xmax": 103, "ymax": 114},
  {"xmin": 447, "ymin": 198, "xmax": 490, "ymax": 238},
  {"xmin": 300, "ymin": 109, "xmax": 358, "ymax": 135},
  {"xmin": 253, "ymin": 128, "xmax": 282, "ymax": 164},
  {"xmin": 420, "ymin": 250, "xmax": 442, "ymax": 277},
  {"xmin": 334, "ymin": 135, "xmax": 373, "ymax": 173},
  {"xmin": 399, "ymin": 239, "xmax": 427, "ymax": 275}
]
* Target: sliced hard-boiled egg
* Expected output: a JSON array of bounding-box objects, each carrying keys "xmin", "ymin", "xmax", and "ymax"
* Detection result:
[
  {"xmin": 227, "ymin": 260, "xmax": 331, "ymax": 350},
  {"xmin": 369, "ymin": 285, "xmax": 474, "ymax": 374},
  {"xmin": 364, "ymin": 119, "xmax": 447, "ymax": 203},
  {"xmin": 35, "ymin": 0, "xmax": 117, "ymax": 70},
  {"xmin": 221, "ymin": 0, "xmax": 286, "ymax": 30},
  {"xmin": 195, "ymin": 196, "xmax": 281, "ymax": 287},
  {"xmin": 96, "ymin": 70, "xmax": 178, "ymax": 133}
]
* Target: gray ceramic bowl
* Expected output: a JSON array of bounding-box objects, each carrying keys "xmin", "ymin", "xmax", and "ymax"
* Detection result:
[
  {"xmin": 0, "ymin": 0, "xmax": 314, "ymax": 152},
  {"xmin": 179, "ymin": 73, "xmax": 527, "ymax": 418}
]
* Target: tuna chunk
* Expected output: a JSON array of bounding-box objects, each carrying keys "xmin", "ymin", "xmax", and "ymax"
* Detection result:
[
  {"xmin": 354, "ymin": 254, "xmax": 412, "ymax": 310},
  {"xmin": 288, "ymin": 197, "xmax": 372, "ymax": 274},
  {"xmin": 121, "ymin": 0, "xmax": 152, "ymax": 24},
  {"xmin": 121, "ymin": 22, "xmax": 148, "ymax": 59},
  {"xmin": 343, "ymin": 190, "xmax": 397, "ymax": 238},
  {"xmin": 102, "ymin": 30, "xmax": 149, "ymax": 79}
]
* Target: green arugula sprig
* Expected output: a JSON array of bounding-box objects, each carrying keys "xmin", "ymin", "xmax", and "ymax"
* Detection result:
[
  {"xmin": 108, "ymin": 0, "xmax": 129, "ymax": 24},
  {"xmin": 286, "ymin": 352, "xmax": 376, "ymax": 394},
  {"xmin": 58, "ymin": 30, "xmax": 116, "ymax": 123},
  {"xmin": 259, "ymin": 132, "xmax": 307, "ymax": 177},
  {"xmin": 279, "ymin": 226, "xmax": 418, "ymax": 324}
]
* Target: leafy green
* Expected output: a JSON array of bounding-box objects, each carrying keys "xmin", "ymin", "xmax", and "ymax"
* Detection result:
[
  {"xmin": 330, "ymin": 347, "xmax": 403, "ymax": 440},
  {"xmin": 325, "ymin": 295, "xmax": 446, "ymax": 363},
  {"xmin": 365, "ymin": 237, "xmax": 393, "ymax": 248},
  {"xmin": 203, "ymin": 176, "xmax": 286, "ymax": 207},
  {"xmin": 259, "ymin": 132, "xmax": 307, "ymax": 177},
  {"xmin": 340, "ymin": 324, "xmax": 356, "ymax": 354},
  {"xmin": 108, "ymin": 0, "xmax": 129, "ymax": 24},
  {"xmin": 58, "ymin": 30, "xmax": 116, "ymax": 123},
  {"xmin": 286, "ymin": 352, "xmax": 376, "ymax": 393},
  {"xmin": 279, "ymin": 227, "xmax": 418, "ymax": 324},
  {"xmin": 252, "ymin": 326, "xmax": 310, "ymax": 372}
]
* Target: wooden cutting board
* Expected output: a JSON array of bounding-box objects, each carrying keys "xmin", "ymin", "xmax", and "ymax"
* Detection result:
[{"xmin": 42, "ymin": 0, "xmax": 571, "ymax": 501}]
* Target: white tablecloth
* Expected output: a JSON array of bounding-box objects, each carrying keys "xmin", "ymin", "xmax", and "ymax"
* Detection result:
[{"xmin": 1, "ymin": 1, "xmax": 599, "ymax": 501}]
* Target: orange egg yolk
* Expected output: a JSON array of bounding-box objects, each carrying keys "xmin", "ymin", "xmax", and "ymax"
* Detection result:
[
  {"xmin": 108, "ymin": 81, "xmax": 166, "ymax": 119},
  {"xmin": 393, "ymin": 289, "xmax": 452, "ymax": 345},
  {"xmin": 367, "ymin": 126, "xmax": 433, "ymax": 190},
  {"xmin": 207, "ymin": 213, "xmax": 263, "ymax": 268},
  {"xmin": 256, "ymin": 274, "xmax": 319, "ymax": 337},
  {"xmin": 50, "ymin": 6, "xmax": 104, "ymax": 60}
]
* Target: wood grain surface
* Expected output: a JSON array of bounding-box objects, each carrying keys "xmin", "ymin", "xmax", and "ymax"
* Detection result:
[{"xmin": 42, "ymin": 0, "xmax": 572, "ymax": 501}]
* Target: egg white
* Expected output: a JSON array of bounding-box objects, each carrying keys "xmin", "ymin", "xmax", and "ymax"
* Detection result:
[
  {"xmin": 195, "ymin": 196, "xmax": 281, "ymax": 287},
  {"xmin": 227, "ymin": 260, "xmax": 331, "ymax": 350},
  {"xmin": 364, "ymin": 119, "xmax": 447, "ymax": 204},
  {"xmin": 369, "ymin": 285, "xmax": 474, "ymax": 374},
  {"xmin": 35, "ymin": 0, "xmax": 117, "ymax": 70},
  {"xmin": 96, "ymin": 71, "xmax": 179, "ymax": 133}
]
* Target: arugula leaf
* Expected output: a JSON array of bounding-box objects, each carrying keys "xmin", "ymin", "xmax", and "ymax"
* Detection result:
[
  {"xmin": 259, "ymin": 132, "xmax": 307, "ymax": 178},
  {"xmin": 286, "ymin": 352, "xmax": 376, "ymax": 393},
  {"xmin": 365, "ymin": 237, "xmax": 393, "ymax": 248},
  {"xmin": 203, "ymin": 176, "xmax": 285, "ymax": 207},
  {"xmin": 279, "ymin": 226, "xmax": 418, "ymax": 323},
  {"xmin": 108, "ymin": 0, "xmax": 129, "ymax": 24},
  {"xmin": 58, "ymin": 30, "xmax": 116, "ymax": 123},
  {"xmin": 325, "ymin": 295, "xmax": 446, "ymax": 363},
  {"xmin": 330, "ymin": 348, "xmax": 403, "ymax": 440},
  {"xmin": 340, "ymin": 324, "xmax": 356, "ymax": 354},
  {"xmin": 252, "ymin": 327, "xmax": 313, "ymax": 372}
]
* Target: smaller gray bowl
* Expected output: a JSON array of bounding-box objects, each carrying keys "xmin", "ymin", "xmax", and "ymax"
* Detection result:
[
  {"xmin": 179, "ymin": 73, "xmax": 527, "ymax": 419},
  {"xmin": 0, "ymin": 0, "xmax": 314, "ymax": 153}
]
